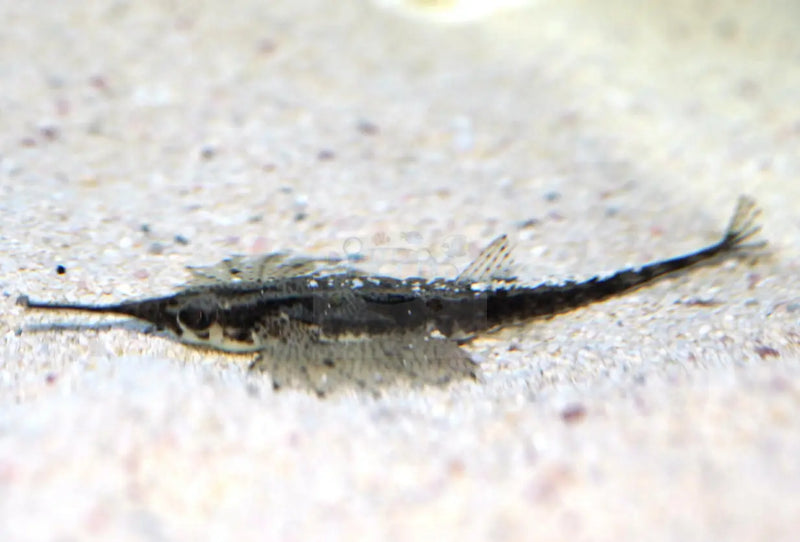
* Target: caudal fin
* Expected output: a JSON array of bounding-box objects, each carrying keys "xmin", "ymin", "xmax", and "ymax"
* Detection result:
[{"xmin": 718, "ymin": 195, "xmax": 764, "ymax": 252}]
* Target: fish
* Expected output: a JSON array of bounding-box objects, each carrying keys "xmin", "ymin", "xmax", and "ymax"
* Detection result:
[{"xmin": 18, "ymin": 196, "xmax": 764, "ymax": 395}]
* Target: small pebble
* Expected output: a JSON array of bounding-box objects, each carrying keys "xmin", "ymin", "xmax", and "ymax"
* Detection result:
[
  {"xmin": 544, "ymin": 191, "xmax": 561, "ymax": 202},
  {"xmin": 754, "ymin": 345, "xmax": 780, "ymax": 359},
  {"xmin": 257, "ymin": 38, "xmax": 277, "ymax": 55},
  {"xmin": 174, "ymin": 234, "xmax": 190, "ymax": 246},
  {"xmin": 517, "ymin": 218, "xmax": 540, "ymax": 230},
  {"xmin": 39, "ymin": 125, "xmax": 60, "ymax": 141},
  {"xmin": 200, "ymin": 145, "xmax": 216, "ymax": 160},
  {"xmin": 561, "ymin": 403, "xmax": 587, "ymax": 424},
  {"xmin": 357, "ymin": 120, "xmax": 379, "ymax": 135}
]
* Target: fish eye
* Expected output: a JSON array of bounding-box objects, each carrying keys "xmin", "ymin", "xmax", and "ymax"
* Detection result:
[{"xmin": 178, "ymin": 304, "xmax": 214, "ymax": 330}]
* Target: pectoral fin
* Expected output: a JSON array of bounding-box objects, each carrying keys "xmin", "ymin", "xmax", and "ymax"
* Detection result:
[{"xmin": 249, "ymin": 334, "xmax": 478, "ymax": 396}]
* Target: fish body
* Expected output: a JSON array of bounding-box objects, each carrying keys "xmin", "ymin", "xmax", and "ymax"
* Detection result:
[{"xmin": 19, "ymin": 196, "xmax": 764, "ymax": 394}]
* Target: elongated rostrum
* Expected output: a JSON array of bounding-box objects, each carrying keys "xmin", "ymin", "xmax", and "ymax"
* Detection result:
[{"xmin": 18, "ymin": 196, "xmax": 763, "ymax": 394}]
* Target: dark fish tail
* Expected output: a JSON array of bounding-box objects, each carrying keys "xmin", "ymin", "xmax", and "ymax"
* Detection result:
[{"xmin": 486, "ymin": 196, "xmax": 763, "ymax": 326}]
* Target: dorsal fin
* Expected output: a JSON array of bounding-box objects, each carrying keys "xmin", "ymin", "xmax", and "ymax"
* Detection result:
[
  {"xmin": 456, "ymin": 234, "xmax": 517, "ymax": 283},
  {"xmin": 186, "ymin": 252, "xmax": 357, "ymax": 285}
]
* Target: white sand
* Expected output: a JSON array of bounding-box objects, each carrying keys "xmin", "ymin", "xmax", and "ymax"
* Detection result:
[{"xmin": 2, "ymin": 1, "xmax": 800, "ymax": 540}]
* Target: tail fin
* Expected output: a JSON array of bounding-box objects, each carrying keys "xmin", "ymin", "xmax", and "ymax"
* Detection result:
[{"xmin": 718, "ymin": 195, "xmax": 764, "ymax": 252}]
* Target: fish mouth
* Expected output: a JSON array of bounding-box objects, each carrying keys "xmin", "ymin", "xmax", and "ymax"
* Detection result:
[{"xmin": 18, "ymin": 294, "xmax": 182, "ymax": 335}]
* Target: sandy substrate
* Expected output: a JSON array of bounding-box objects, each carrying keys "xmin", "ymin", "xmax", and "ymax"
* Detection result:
[{"xmin": 2, "ymin": 1, "xmax": 800, "ymax": 540}]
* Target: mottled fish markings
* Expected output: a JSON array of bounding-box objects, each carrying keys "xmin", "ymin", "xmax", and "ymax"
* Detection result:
[{"xmin": 19, "ymin": 197, "xmax": 764, "ymax": 396}]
